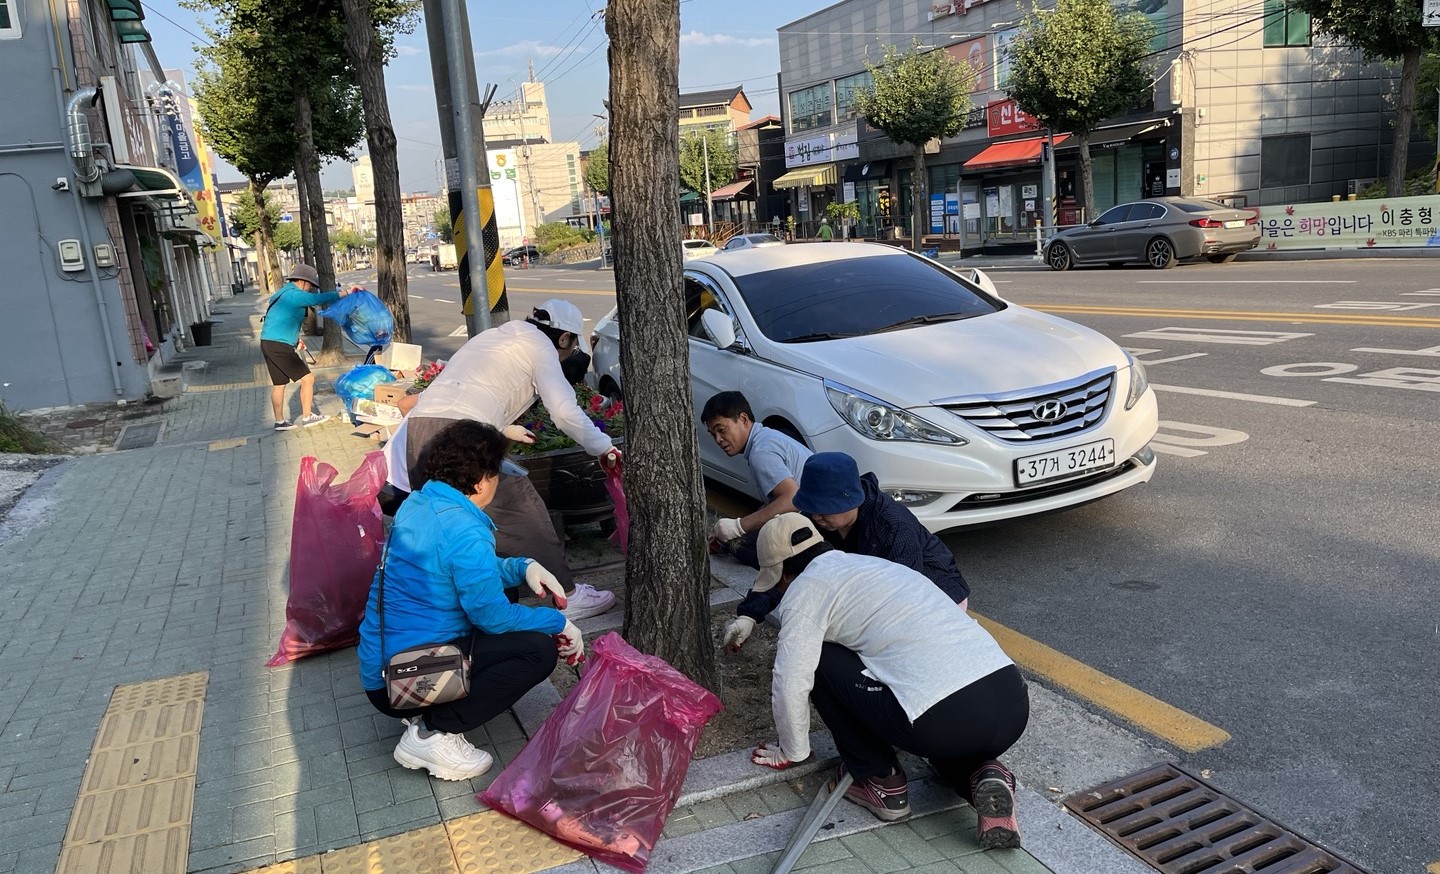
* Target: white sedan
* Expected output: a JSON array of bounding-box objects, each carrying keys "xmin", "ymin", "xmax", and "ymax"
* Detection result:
[
  {"xmin": 721, "ymin": 232, "xmax": 785, "ymax": 252},
  {"xmin": 591, "ymin": 243, "xmax": 1158, "ymax": 531},
  {"xmin": 682, "ymin": 239, "xmax": 719, "ymax": 260}
]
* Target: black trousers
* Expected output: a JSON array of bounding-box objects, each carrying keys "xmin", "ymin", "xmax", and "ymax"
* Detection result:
[
  {"xmin": 367, "ymin": 630, "xmax": 557, "ymax": 734},
  {"xmin": 810, "ymin": 643, "xmax": 1029, "ymax": 800}
]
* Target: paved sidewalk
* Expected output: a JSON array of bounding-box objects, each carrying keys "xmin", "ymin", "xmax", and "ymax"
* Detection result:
[{"xmin": 0, "ymin": 288, "xmax": 1160, "ymax": 874}]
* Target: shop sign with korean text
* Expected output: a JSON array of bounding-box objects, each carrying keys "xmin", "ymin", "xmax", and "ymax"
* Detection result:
[
  {"xmin": 785, "ymin": 129, "xmax": 859, "ymax": 168},
  {"xmin": 987, "ymin": 99, "xmax": 1040, "ymax": 137},
  {"xmin": 1256, "ymin": 196, "xmax": 1440, "ymax": 250}
]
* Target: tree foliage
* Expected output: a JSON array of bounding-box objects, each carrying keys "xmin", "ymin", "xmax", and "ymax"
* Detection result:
[
  {"xmin": 1282, "ymin": 0, "xmax": 1439, "ymax": 195},
  {"xmin": 432, "ymin": 207, "xmax": 453, "ymax": 244},
  {"xmin": 678, "ymin": 128, "xmax": 737, "ymax": 199},
  {"xmin": 855, "ymin": 42, "xmax": 976, "ymax": 248},
  {"xmin": 227, "ymin": 188, "xmax": 282, "ymax": 241},
  {"xmin": 532, "ymin": 223, "xmax": 596, "ymax": 255},
  {"xmin": 1008, "ymin": 0, "xmax": 1154, "ymax": 218},
  {"xmin": 272, "ymin": 220, "xmax": 302, "ymax": 252},
  {"xmin": 584, "ymin": 142, "xmax": 610, "ymax": 195}
]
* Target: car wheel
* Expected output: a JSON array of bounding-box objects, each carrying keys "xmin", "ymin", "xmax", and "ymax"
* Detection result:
[
  {"xmin": 1206, "ymin": 253, "xmax": 1237, "ymax": 264},
  {"xmin": 1146, "ymin": 237, "xmax": 1177, "ymax": 269},
  {"xmin": 766, "ymin": 419, "xmax": 807, "ymax": 447},
  {"xmin": 598, "ymin": 376, "xmax": 623, "ymax": 401},
  {"xmin": 1046, "ymin": 242, "xmax": 1073, "ymax": 271}
]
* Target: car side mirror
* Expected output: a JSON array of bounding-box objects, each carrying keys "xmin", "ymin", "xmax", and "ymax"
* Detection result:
[
  {"xmin": 700, "ymin": 308, "xmax": 737, "ymax": 349},
  {"xmin": 967, "ymin": 268, "xmax": 1001, "ymax": 298}
]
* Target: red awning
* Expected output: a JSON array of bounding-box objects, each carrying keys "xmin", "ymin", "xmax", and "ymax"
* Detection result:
[
  {"xmin": 963, "ymin": 134, "xmax": 1071, "ymax": 170},
  {"xmin": 710, "ymin": 178, "xmax": 755, "ymax": 201}
]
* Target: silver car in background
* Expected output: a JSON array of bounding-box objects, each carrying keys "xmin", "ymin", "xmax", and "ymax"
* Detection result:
[{"xmin": 1045, "ymin": 197, "xmax": 1260, "ymax": 270}]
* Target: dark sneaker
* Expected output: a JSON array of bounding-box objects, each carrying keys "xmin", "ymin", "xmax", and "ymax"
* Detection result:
[
  {"xmin": 970, "ymin": 761, "xmax": 1022, "ymax": 849},
  {"xmin": 836, "ymin": 764, "xmax": 910, "ymax": 822},
  {"xmin": 274, "ymin": 420, "xmax": 296, "ymax": 431}
]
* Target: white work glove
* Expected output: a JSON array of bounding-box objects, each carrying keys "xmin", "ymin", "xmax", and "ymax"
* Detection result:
[
  {"xmin": 599, "ymin": 447, "xmax": 623, "ymax": 472},
  {"xmin": 525, "ymin": 561, "xmax": 568, "ymax": 608},
  {"xmin": 751, "ymin": 741, "xmax": 801, "ymax": 770},
  {"xmin": 711, "ymin": 517, "xmax": 745, "ymax": 543},
  {"xmin": 502, "ymin": 424, "xmax": 536, "ymax": 444},
  {"xmin": 556, "ymin": 619, "xmax": 585, "ymax": 666},
  {"xmin": 722, "ymin": 616, "xmax": 756, "ymax": 653}
]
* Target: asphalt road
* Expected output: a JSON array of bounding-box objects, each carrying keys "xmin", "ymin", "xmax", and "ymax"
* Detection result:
[{"xmin": 352, "ymin": 256, "xmax": 1439, "ymax": 873}]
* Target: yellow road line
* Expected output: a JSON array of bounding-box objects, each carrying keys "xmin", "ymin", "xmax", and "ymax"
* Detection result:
[
  {"xmin": 504, "ymin": 286, "xmax": 616, "ymax": 297},
  {"xmin": 972, "ymin": 613, "xmax": 1231, "ymax": 753},
  {"xmin": 1030, "ymin": 303, "xmax": 1440, "ymax": 329}
]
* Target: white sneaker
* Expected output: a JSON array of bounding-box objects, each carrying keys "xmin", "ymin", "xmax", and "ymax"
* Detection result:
[
  {"xmin": 299, "ymin": 413, "xmax": 329, "ymax": 428},
  {"xmin": 563, "ymin": 583, "xmax": 616, "ymax": 621},
  {"xmin": 392, "ymin": 721, "xmax": 493, "ymax": 781}
]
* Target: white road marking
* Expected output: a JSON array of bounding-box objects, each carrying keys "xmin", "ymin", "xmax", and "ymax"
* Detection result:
[
  {"xmin": 1401, "ymin": 289, "xmax": 1440, "ymax": 296},
  {"xmin": 1150, "ymin": 384, "xmax": 1316, "ymax": 407},
  {"xmin": 1351, "ymin": 343, "xmax": 1440, "ymax": 357},
  {"xmin": 554, "ymin": 278, "xmax": 589, "ymax": 283},
  {"xmin": 1125, "ymin": 347, "xmax": 1209, "ymax": 365},
  {"xmin": 1126, "ymin": 327, "xmax": 1313, "ymax": 345},
  {"xmin": 1150, "ymin": 421, "xmax": 1251, "ymax": 458},
  {"xmin": 410, "ymin": 295, "xmax": 425, "ymax": 300},
  {"xmin": 1136, "ymin": 280, "xmax": 1357, "ymax": 284},
  {"xmin": 435, "ymin": 298, "xmax": 455, "ymax": 303},
  {"xmin": 448, "ymin": 325, "xmax": 467, "ymax": 336},
  {"xmin": 1314, "ymin": 301, "xmax": 1440, "ymax": 311},
  {"xmin": 1261, "ymin": 362, "xmax": 1355, "ymax": 377},
  {"xmin": 1327, "ymin": 367, "xmax": 1440, "ymax": 393}
]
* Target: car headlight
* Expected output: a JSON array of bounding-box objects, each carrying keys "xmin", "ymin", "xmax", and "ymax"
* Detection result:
[
  {"xmin": 824, "ymin": 380, "xmax": 967, "ymax": 445},
  {"xmin": 1124, "ymin": 352, "xmax": 1150, "ymax": 410}
]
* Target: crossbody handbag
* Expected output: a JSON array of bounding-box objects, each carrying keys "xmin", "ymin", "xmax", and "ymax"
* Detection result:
[{"xmin": 378, "ymin": 540, "xmax": 473, "ymax": 710}]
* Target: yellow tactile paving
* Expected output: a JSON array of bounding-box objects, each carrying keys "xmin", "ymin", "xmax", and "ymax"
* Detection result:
[
  {"xmin": 247, "ymin": 860, "xmax": 325, "ymax": 874},
  {"xmin": 447, "ymin": 810, "xmax": 584, "ymax": 873},
  {"xmin": 318, "ymin": 824, "xmax": 460, "ymax": 873},
  {"xmin": 209, "ymin": 437, "xmax": 250, "ymax": 451},
  {"xmin": 57, "ymin": 672, "xmax": 208, "ymax": 874}
]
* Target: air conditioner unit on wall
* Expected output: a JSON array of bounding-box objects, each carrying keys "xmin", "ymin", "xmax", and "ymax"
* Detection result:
[{"xmin": 1347, "ymin": 178, "xmax": 1377, "ymax": 195}]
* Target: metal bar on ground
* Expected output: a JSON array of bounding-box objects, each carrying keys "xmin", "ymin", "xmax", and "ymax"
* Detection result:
[{"xmin": 769, "ymin": 771, "xmax": 852, "ymax": 874}]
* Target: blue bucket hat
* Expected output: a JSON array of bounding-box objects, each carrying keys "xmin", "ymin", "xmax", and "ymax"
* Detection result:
[{"xmin": 793, "ymin": 452, "xmax": 864, "ymax": 516}]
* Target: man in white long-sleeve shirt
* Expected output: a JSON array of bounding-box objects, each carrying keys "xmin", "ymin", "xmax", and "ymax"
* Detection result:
[
  {"xmin": 382, "ymin": 300, "xmax": 622, "ymax": 621},
  {"xmin": 748, "ymin": 514, "xmax": 1030, "ymax": 850}
]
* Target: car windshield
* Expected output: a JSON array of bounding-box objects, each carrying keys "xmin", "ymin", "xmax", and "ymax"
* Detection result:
[
  {"xmin": 683, "ymin": 240, "xmax": 711, "ymax": 249},
  {"xmin": 730, "ymin": 255, "xmax": 1003, "ymax": 342},
  {"xmin": 1173, "ymin": 200, "xmax": 1234, "ymax": 213}
]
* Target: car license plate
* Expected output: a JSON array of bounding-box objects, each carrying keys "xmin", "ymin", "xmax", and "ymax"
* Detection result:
[
  {"xmin": 1224, "ymin": 219, "xmax": 1246, "ymax": 228},
  {"xmin": 1015, "ymin": 439, "xmax": 1116, "ymax": 486}
]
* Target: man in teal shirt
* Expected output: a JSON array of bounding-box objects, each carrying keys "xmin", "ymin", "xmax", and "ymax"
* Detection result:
[{"xmin": 259, "ymin": 264, "xmax": 356, "ymax": 430}]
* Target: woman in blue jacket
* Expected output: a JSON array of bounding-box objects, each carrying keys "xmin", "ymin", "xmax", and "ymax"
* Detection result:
[{"xmin": 358, "ymin": 420, "xmax": 583, "ymax": 781}]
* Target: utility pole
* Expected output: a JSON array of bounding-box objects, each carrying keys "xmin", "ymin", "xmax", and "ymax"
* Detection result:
[
  {"xmin": 424, "ymin": 0, "xmax": 508, "ymax": 335},
  {"xmin": 517, "ymin": 90, "xmax": 544, "ymax": 236}
]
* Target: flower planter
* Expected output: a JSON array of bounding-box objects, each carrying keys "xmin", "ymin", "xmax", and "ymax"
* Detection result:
[{"xmin": 510, "ymin": 437, "xmax": 622, "ymax": 527}]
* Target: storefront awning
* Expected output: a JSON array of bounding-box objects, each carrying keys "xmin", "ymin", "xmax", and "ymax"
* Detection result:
[
  {"xmin": 1058, "ymin": 119, "xmax": 1169, "ymax": 150},
  {"xmin": 843, "ymin": 161, "xmax": 890, "ymax": 183},
  {"xmin": 679, "ymin": 191, "xmax": 701, "ymax": 204},
  {"xmin": 772, "ymin": 164, "xmax": 838, "ymax": 190},
  {"xmin": 963, "ymin": 134, "xmax": 1071, "ymax": 171},
  {"xmin": 710, "ymin": 178, "xmax": 754, "ymax": 201},
  {"xmin": 112, "ymin": 164, "xmax": 194, "ymax": 207}
]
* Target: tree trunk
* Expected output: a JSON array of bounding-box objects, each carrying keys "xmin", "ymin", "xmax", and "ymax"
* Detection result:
[
  {"xmin": 294, "ymin": 150, "xmax": 315, "ymax": 265},
  {"xmin": 340, "ymin": 0, "xmax": 412, "ymax": 343},
  {"xmin": 1077, "ymin": 131, "xmax": 1095, "ymax": 222},
  {"xmin": 607, "ymin": 0, "xmax": 718, "ymax": 691},
  {"xmin": 294, "ymin": 84, "xmax": 346, "ymax": 363},
  {"xmin": 911, "ymin": 143, "xmax": 927, "ymax": 251},
  {"xmin": 250, "ymin": 178, "xmax": 282, "ymax": 293},
  {"xmin": 1387, "ymin": 47, "xmax": 1422, "ymax": 197}
]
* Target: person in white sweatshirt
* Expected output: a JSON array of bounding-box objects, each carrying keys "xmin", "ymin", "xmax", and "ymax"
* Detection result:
[{"xmin": 747, "ymin": 514, "xmax": 1029, "ymax": 849}]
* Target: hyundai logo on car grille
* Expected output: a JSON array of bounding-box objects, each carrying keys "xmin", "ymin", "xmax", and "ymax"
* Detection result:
[{"xmin": 1032, "ymin": 399, "xmax": 1068, "ymax": 422}]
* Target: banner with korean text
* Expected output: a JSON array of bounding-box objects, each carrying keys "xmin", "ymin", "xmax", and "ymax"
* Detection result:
[{"xmin": 1256, "ymin": 196, "xmax": 1440, "ymax": 250}]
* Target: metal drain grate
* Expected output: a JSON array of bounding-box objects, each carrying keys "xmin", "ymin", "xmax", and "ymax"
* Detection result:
[
  {"xmin": 1063, "ymin": 763, "xmax": 1369, "ymax": 874},
  {"xmin": 114, "ymin": 421, "xmax": 163, "ymax": 450}
]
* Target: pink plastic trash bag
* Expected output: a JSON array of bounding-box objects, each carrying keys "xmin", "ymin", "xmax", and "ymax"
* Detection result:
[
  {"xmin": 268, "ymin": 452, "xmax": 386, "ymax": 666},
  {"xmin": 482, "ymin": 632, "xmax": 722, "ymax": 872},
  {"xmin": 604, "ymin": 467, "xmax": 629, "ymax": 554}
]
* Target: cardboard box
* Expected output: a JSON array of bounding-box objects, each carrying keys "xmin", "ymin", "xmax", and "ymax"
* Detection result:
[
  {"xmin": 373, "ymin": 383, "xmax": 410, "ymax": 406},
  {"xmin": 377, "ymin": 342, "xmax": 422, "ymax": 373}
]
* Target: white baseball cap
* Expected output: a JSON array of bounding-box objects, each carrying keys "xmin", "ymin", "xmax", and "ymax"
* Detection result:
[{"xmin": 532, "ymin": 299, "xmax": 585, "ymax": 336}]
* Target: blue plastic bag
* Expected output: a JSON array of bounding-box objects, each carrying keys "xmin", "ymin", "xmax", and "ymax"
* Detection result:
[
  {"xmin": 320, "ymin": 290, "xmax": 394, "ymax": 348},
  {"xmin": 335, "ymin": 364, "xmax": 396, "ymax": 419}
]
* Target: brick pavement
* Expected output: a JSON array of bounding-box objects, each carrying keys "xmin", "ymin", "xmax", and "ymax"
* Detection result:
[{"xmin": 0, "ymin": 289, "xmax": 1128, "ymax": 874}]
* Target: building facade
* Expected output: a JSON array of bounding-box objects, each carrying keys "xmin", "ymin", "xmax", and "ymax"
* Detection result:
[
  {"xmin": 0, "ymin": 0, "xmax": 232, "ymax": 410},
  {"xmin": 679, "ymin": 86, "xmax": 753, "ymax": 135},
  {"xmin": 777, "ymin": 0, "xmax": 1432, "ymax": 247}
]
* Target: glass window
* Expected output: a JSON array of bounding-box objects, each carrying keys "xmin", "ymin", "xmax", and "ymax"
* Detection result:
[
  {"xmin": 1173, "ymin": 199, "xmax": 1235, "ymax": 213},
  {"xmin": 0, "ymin": 0, "xmax": 19, "ymax": 37},
  {"xmin": 685, "ymin": 275, "xmax": 730, "ymax": 337},
  {"xmin": 1263, "ymin": 0, "xmax": 1310, "ymax": 47},
  {"xmin": 1260, "ymin": 134, "xmax": 1311, "ymax": 188},
  {"xmin": 1095, "ymin": 204, "xmax": 1137, "ymax": 225},
  {"xmin": 730, "ymin": 254, "xmax": 1003, "ymax": 343},
  {"xmin": 787, "ymin": 83, "xmax": 833, "ymax": 134},
  {"xmin": 1133, "ymin": 203, "xmax": 1167, "ymax": 220},
  {"xmin": 834, "ymin": 71, "xmax": 873, "ymax": 122}
]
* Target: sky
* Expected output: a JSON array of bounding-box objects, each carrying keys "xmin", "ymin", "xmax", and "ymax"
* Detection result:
[{"xmin": 142, "ymin": 0, "xmax": 838, "ymax": 194}]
